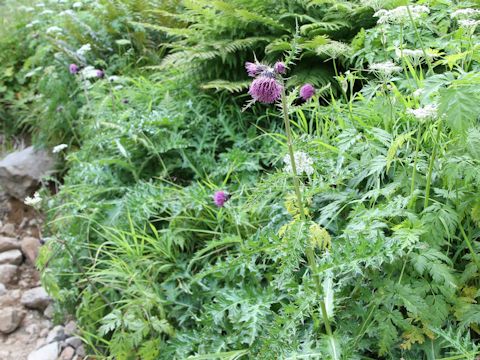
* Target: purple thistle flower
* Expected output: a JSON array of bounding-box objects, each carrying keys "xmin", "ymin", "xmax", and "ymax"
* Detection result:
[
  {"xmin": 245, "ymin": 62, "xmax": 260, "ymax": 77},
  {"xmin": 96, "ymin": 69, "xmax": 105, "ymax": 79},
  {"xmin": 300, "ymin": 83, "xmax": 315, "ymax": 101},
  {"xmin": 274, "ymin": 62, "xmax": 286, "ymax": 74},
  {"xmin": 69, "ymin": 63, "xmax": 79, "ymax": 74},
  {"xmin": 248, "ymin": 76, "xmax": 283, "ymax": 104},
  {"xmin": 213, "ymin": 191, "xmax": 229, "ymax": 207}
]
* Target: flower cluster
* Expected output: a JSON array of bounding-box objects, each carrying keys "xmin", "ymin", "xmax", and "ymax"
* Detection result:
[
  {"xmin": 24, "ymin": 192, "xmax": 42, "ymax": 207},
  {"xmin": 368, "ymin": 61, "xmax": 402, "ymax": 75},
  {"xmin": 52, "ymin": 144, "xmax": 68, "ymax": 153},
  {"xmin": 374, "ymin": 5, "xmax": 430, "ymax": 25},
  {"xmin": 283, "ymin": 151, "xmax": 314, "ymax": 176},
  {"xmin": 458, "ymin": 19, "xmax": 480, "ymax": 29},
  {"xmin": 395, "ymin": 48, "xmax": 435, "ymax": 62},
  {"xmin": 407, "ymin": 104, "xmax": 438, "ymax": 120},
  {"xmin": 246, "ymin": 62, "xmax": 285, "ymax": 104},
  {"xmin": 213, "ymin": 191, "xmax": 229, "ymax": 207},
  {"xmin": 316, "ymin": 41, "xmax": 352, "ymax": 59},
  {"xmin": 451, "ymin": 8, "xmax": 480, "ymax": 19}
]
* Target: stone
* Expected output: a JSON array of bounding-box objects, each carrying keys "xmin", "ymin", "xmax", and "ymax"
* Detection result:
[
  {"xmin": 0, "ymin": 249, "xmax": 23, "ymax": 265},
  {"xmin": 0, "ymin": 223, "xmax": 15, "ymax": 237},
  {"xmin": 26, "ymin": 323, "xmax": 40, "ymax": 335},
  {"xmin": 21, "ymin": 236, "xmax": 41, "ymax": 264},
  {"xmin": 43, "ymin": 303, "xmax": 54, "ymax": 319},
  {"xmin": 27, "ymin": 342, "xmax": 59, "ymax": 360},
  {"xmin": 65, "ymin": 336, "xmax": 82, "ymax": 349},
  {"xmin": 21, "ymin": 286, "xmax": 51, "ymax": 310},
  {"xmin": 0, "ymin": 264, "xmax": 18, "ymax": 284},
  {"xmin": 76, "ymin": 345, "xmax": 85, "ymax": 357},
  {"xmin": 0, "ymin": 307, "xmax": 24, "ymax": 334},
  {"xmin": 64, "ymin": 321, "xmax": 77, "ymax": 336},
  {"xmin": 59, "ymin": 346, "xmax": 75, "ymax": 360},
  {"xmin": 0, "ymin": 236, "xmax": 20, "ymax": 252},
  {"xmin": 46, "ymin": 325, "xmax": 65, "ymax": 343},
  {"xmin": 0, "ymin": 282, "xmax": 5, "ymax": 295},
  {"xmin": 0, "ymin": 146, "xmax": 55, "ymax": 200}
]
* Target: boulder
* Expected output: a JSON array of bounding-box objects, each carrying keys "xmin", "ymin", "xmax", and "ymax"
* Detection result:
[
  {"xmin": 27, "ymin": 342, "xmax": 59, "ymax": 360},
  {"xmin": 0, "ymin": 282, "xmax": 6, "ymax": 295},
  {"xmin": 21, "ymin": 236, "xmax": 41, "ymax": 264},
  {"xmin": 0, "ymin": 223, "xmax": 16, "ymax": 236},
  {"xmin": 64, "ymin": 320, "xmax": 77, "ymax": 336},
  {"xmin": 0, "ymin": 236, "xmax": 20, "ymax": 252},
  {"xmin": 0, "ymin": 249, "xmax": 23, "ymax": 265},
  {"xmin": 21, "ymin": 286, "xmax": 50, "ymax": 310},
  {"xmin": 0, "ymin": 146, "xmax": 55, "ymax": 200},
  {"xmin": 0, "ymin": 264, "xmax": 18, "ymax": 284},
  {"xmin": 0, "ymin": 306, "xmax": 24, "ymax": 334}
]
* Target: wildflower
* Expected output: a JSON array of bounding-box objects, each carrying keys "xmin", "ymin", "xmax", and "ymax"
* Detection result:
[
  {"xmin": 108, "ymin": 75, "xmax": 120, "ymax": 83},
  {"xmin": 283, "ymin": 151, "xmax": 314, "ymax": 176},
  {"xmin": 407, "ymin": 104, "xmax": 438, "ymax": 120},
  {"xmin": 374, "ymin": 5, "xmax": 430, "ymax": 25},
  {"xmin": 274, "ymin": 62, "xmax": 286, "ymax": 74},
  {"xmin": 248, "ymin": 75, "xmax": 283, "ymax": 104},
  {"xmin": 213, "ymin": 191, "xmax": 229, "ymax": 207},
  {"xmin": 80, "ymin": 66, "xmax": 99, "ymax": 79},
  {"xmin": 46, "ymin": 26, "xmax": 63, "ymax": 34},
  {"xmin": 52, "ymin": 144, "xmax": 68, "ymax": 153},
  {"xmin": 40, "ymin": 10, "xmax": 54, "ymax": 15},
  {"xmin": 72, "ymin": 2, "xmax": 82, "ymax": 8},
  {"xmin": 300, "ymin": 84, "xmax": 315, "ymax": 101},
  {"xmin": 458, "ymin": 19, "xmax": 480, "ymax": 29},
  {"xmin": 412, "ymin": 88, "xmax": 423, "ymax": 98},
  {"xmin": 26, "ymin": 20, "xmax": 40, "ymax": 28},
  {"xmin": 69, "ymin": 63, "xmax": 79, "ymax": 74},
  {"xmin": 451, "ymin": 8, "xmax": 480, "ymax": 19},
  {"xmin": 369, "ymin": 61, "xmax": 402, "ymax": 75},
  {"xmin": 96, "ymin": 69, "xmax": 105, "ymax": 79},
  {"xmin": 76, "ymin": 43, "xmax": 91, "ymax": 56},
  {"xmin": 316, "ymin": 41, "xmax": 352, "ymax": 59},
  {"xmin": 24, "ymin": 192, "xmax": 42, "ymax": 207},
  {"xmin": 245, "ymin": 62, "xmax": 260, "ymax": 77}
]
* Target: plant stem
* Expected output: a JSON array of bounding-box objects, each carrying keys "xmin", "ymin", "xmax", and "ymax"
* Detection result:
[
  {"xmin": 281, "ymin": 85, "xmax": 333, "ymax": 337},
  {"xmin": 408, "ymin": 125, "xmax": 423, "ymax": 209},
  {"xmin": 424, "ymin": 120, "xmax": 442, "ymax": 209},
  {"xmin": 459, "ymin": 224, "xmax": 480, "ymax": 271},
  {"xmin": 405, "ymin": 5, "xmax": 434, "ymax": 75}
]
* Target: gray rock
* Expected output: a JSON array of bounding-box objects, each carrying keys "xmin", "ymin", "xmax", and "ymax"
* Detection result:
[
  {"xmin": 46, "ymin": 325, "xmax": 65, "ymax": 343},
  {"xmin": 0, "ymin": 146, "xmax": 55, "ymax": 200},
  {"xmin": 21, "ymin": 286, "xmax": 51, "ymax": 310},
  {"xmin": 65, "ymin": 336, "xmax": 82, "ymax": 349},
  {"xmin": 27, "ymin": 342, "xmax": 59, "ymax": 360},
  {"xmin": 0, "ymin": 236, "xmax": 20, "ymax": 252},
  {"xmin": 0, "ymin": 264, "xmax": 18, "ymax": 284},
  {"xmin": 59, "ymin": 346, "xmax": 75, "ymax": 360},
  {"xmin": 0, "ymin": 249, "xmax": 23, "ymax": 265},
  {"xmin": 43, "ymin": 303, "xmax": 54, "ymax": 319},
  {"xmin": 0, "ymin": 307, "xmax": 24, "ymax": 334},
  {"xmin": 76, "ymin": 344, "xmax": 85, "ymax": 357},
  {"xmin": 21, "ymin": 236, "xmax": 41, "ymax": 264},
  {"xmin": 0, "ymin": 223, "xmax": 15, "ymax": 237},
  {"xmin": 64, "ymin": 321, "xmax": 77, "ymax": 336},
  {"xmin": 0, "ymin": 282, "xmax": 6, "ymax": 295}
]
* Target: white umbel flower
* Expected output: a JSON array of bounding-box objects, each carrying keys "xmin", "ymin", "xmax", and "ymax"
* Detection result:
[
  {"xmin": 46, "ymin": 26, "xmax": 63, "ymax": 34},
  {"xmin": 369, "ymin": 61, "xmax": 402, "ymax": 75},
  {"xmin": 52, "ymin": 144, "xmax": 68, "ymax": 153},
  {"xmin": 24, "ymin": 192, "xmax": 42, "ymax": 207},
  {"xmin": 458, "ymin": 19, "xmax": 480, "ymax": 29},
  {"xmin": 283, "ymin": 151, "xmax": 314, "ymax": 176},
  {"xmin": 407, "ymin": 104, "xmax": 438, "ymax": 120},
  {"xmin": 76, "ymin": 44, "xmax": 91, "ymax": 56},
  {"xmin": 451, "ymin": 8, "xmax": 480, "ymax": 19},
  {"xmin": 374, "ymin": 5, "xmax": 430, "ymax": 25},
  {"xmin": 80, "ymin": 66, "xmax": 99, "ymax": 79}
]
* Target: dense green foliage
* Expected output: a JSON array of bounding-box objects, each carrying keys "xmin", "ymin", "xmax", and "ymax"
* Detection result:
[{"xmin": 2, "ymin": 0, "xmax": 480, "ymax": 359}]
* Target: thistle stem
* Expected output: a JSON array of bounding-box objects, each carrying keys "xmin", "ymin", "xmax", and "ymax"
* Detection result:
[
  {"xmin": 281, "ymin": 85, "xmax": 333, "ymax": 337},
  {"xmin": 424, "ymin": 120, "xmax": 442, "ymax": 209}
]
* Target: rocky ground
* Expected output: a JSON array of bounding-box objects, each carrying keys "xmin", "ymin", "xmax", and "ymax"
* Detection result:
[{"xmin": 0, "ymin": 155, "xmax": 84, "ymax": 359}]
